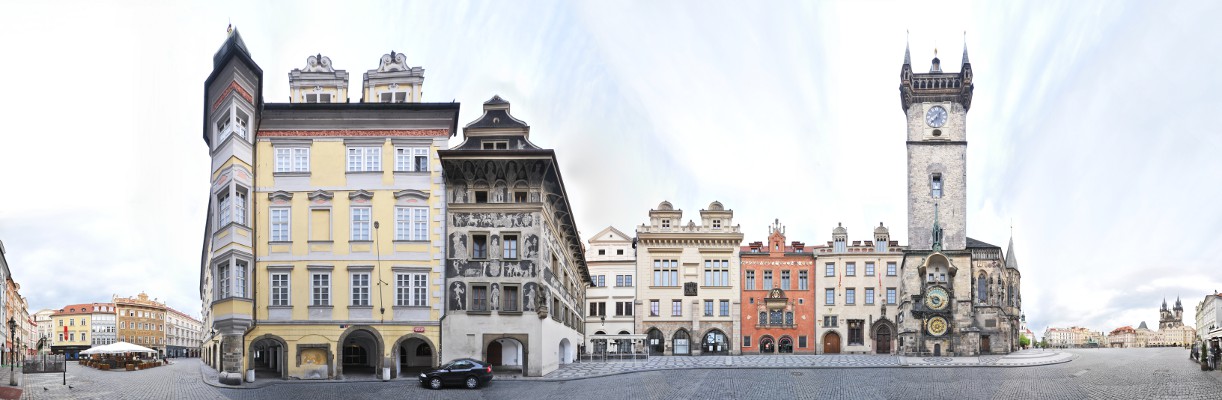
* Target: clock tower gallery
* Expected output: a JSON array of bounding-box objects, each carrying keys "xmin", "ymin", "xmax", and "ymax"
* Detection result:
[{"xmin": 895, "ymin": 41, "xmax": 982, "ymax": 357}]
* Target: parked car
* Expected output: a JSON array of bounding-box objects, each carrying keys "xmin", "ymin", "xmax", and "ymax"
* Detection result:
[{"xmin": 419, "ymin": 358, "xmax": 494, "ymax": 389}]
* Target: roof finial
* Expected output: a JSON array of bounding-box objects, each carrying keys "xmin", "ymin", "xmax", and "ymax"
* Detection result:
[
  {"xmin": 227, "ymin": 18, "xmax": 233, "ymax": 35},
  {"xmin": 962, "ymin": 31, "xmax": 971, "ymax": 65}
]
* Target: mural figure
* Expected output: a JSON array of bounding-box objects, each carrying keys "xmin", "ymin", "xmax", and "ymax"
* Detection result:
[
  {"xmin": 523, "ymin": 283, "xmax": 538, "ymax": 312},
  {"xmin": 450, "ymin": 233, "xmax": 467, "ymax": 259},
  {"xmin": 490, "ymin": 235, "xmax": 501, "ymax": 259},
  {"xmin": 450, "ymin": 282, "xmax": 466, "ymax": 311},
  {"xmin": 525, "ymin": 235, "xmax": 539, "ymax": 258},
  {"xmin": 491, "ymin": 283, "xmax": 501, "ymax": 311}
]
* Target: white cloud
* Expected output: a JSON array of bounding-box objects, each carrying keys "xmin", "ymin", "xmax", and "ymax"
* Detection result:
[{"xmin": 2, "ymin": 0, "xmax": 1219, "ymax": 337}]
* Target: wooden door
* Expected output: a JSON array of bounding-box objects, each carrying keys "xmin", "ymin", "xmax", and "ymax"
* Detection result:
[
  {"xmin": 487, "ymin": 341, "xmax": 503, "ymax": 366},
  {"xmin": 823, "ymin": 332, "xmax": 841, "ymax": 354},
  {"xmin": 876, "ymin": 327, "xmax": 891, "ymax": 354},
  {"xmin": 981, "ymin": 336, "xmax": 991, "ymax": 354}
]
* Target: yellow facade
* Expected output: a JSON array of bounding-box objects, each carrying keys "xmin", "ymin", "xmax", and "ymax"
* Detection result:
[{"xmin": 50, "ymin": 313, "xmax": 90, "ymax": 347}]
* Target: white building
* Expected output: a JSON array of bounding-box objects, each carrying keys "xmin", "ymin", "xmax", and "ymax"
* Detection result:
[
  {"xmin": 1195, "ymin": 293, "xmax": 1222, "ymax": 342},
  {"xmin": 33, "ymin": 309, "xmax": 53, "ymax": 354},
  {"xmin": 583, "ymin": 226, "xmax": 638, "ymax": 356},
  {"xmin": 166, "ymin": 307, "xmax": 203, "ymax": 358}
]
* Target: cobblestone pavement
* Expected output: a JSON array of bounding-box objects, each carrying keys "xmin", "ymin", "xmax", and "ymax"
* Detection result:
[{"xmin": 14, "ymin": 348, "xmax": 1222, "ymax": 399}]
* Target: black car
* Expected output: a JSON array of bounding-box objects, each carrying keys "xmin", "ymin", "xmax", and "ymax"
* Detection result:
[{"xmin": 419, "ymin": 358, "xmax": 494, "ymax": 389}]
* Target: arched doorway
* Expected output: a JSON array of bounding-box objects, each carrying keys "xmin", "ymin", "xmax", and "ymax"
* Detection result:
[
  {"xmin": 487, "ymin": 337, "xmax": 524, "ymax": 373},
  {"xmin": 779, "ymin": 336, "xmax": 794, "ymax": 353},
  {"xmin": 592, "ymin": 331, "xmax": 607, "ymax": 354},
  {"xmin": 394, "ymin": 336, "xmax": 435, "ymax": 378},
  {"xmin": 646, "ymin": 328, "xmax": 665, "ymax": 355},
  {"xmin": 823, "ymin": 331, "xmax": 841, "ymax": 354},
  {"xmin": 672, "ymin": 329, "xmax": 691, "ymax": 355},
  {"xmin": 875, "ymin": 325, "xmax": 892, "ymax": 354},
  {"xmin": 617, "ymin": 331, "xmax": 632, "ymax": 353},
  {"xmin": 559, "ymin": 338, "xmax": 573, "ymax": 364},
  {"xmin": 248, "ymin": 334, "xmax": 288, "ymax": 380},
  {"xmin": 701, "ymin": 329, "xmax": 729, "ymax": 355},
  {"xmin": 759, "ymin": 336, "xmax": 775, "ymax": 354},
  {"xmin": 336, "ymin": 327, "xmax": 384, "ymax": 380}
]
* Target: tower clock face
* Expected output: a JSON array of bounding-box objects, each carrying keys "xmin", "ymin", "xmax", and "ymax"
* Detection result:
[
  {"xmin": 927, "ymin": 316, "xmax": 949, "ymax": 336},
  {"xmin": 925, "ymin": 106, "xmax": 948, "ymax": 128},
  {"xmin": 925, "ymin": 287, "xmax": 949, "ymax": 311}
]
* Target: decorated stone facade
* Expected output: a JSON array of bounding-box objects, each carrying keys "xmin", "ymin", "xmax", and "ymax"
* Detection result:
[
  {"xmin": 895, "ymin": 42, "xmax": 1023, "ymax": 357},
  {"xmin": 439, "ymin": 96, "xmax": 590, "ymax": 377}
]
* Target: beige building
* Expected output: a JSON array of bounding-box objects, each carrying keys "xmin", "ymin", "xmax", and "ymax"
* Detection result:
[
  {"xmin": 584, "ymin": 227, "xmax": 639, "ymax": 355},
  {"xmin": 813, "ymin": 223, "xmax": 903, "ymax": 354},
  {"xmin": 34, "ymin": 309, "xmax": 54, "ymax": 354},
  {"xmin": 1044, "ymin": 326, "xmax": 1103, "ymax": 348},
  {"xmin": 116, "ymin": 293, "xmax": 167, "ymax": 355},
  {"xmin": 635, "ymin": 201, "xmax": 743, "ymax": 356}
]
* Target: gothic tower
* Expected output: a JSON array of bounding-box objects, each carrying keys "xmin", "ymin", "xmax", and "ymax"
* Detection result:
[{"xmin": 896, "ymin": 39, "xmax": 977, "ymax": 357}]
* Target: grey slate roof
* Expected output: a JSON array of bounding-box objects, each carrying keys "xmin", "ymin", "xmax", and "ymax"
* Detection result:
[{"xmin": 966, "ymin": 237, "xmax": 999, "ymax": 249}]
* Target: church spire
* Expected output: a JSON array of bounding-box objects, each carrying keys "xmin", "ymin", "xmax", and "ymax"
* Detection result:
[
  {"xmin": 962, "ymin": 31, "xmax": 970, "ymax": 65},
  {"xmin": 1005, "ymin": 234, "xmax": 1019, "ymax": 270},
  {"xmin": 904, "ymin": 30, "xmax": 911, "ymax": 65}
]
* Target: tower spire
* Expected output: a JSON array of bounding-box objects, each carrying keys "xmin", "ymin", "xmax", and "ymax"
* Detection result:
[
  {"xmin": 962, "ymin": 31, "xmax": 970, "ymax": 65},
  {"xmin": 904, "ymin": 30, "xmax": 911, "ymax": 65}
]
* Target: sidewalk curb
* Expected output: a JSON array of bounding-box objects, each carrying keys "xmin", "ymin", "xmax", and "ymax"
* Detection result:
[{"xmin": 198, "ymin": 364, "xmax": 396, "ymax": 390}]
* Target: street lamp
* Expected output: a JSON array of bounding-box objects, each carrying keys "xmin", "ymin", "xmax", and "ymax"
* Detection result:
[{"xmin": 8, "ymin": 317, "xmax": 16, "ymax": 386}]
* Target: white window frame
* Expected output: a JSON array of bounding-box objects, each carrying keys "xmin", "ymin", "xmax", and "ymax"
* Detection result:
[
  {"xmin": 394, "ymin": 147, "xmax": 429, "ymax": 172},
  {"xmin": 217, "ymin": 191, "xmax": 232, "ymax": 227},
  {"xmin": 351, "ymin": 207, "xmax": 371, "ymax": 241},
  {"xmin": 394, "ymin": 207, "xmax": 428, "ymax": 241},
  {"xmin": 395, "ymin": 272, "xmax": 429, "ymax": 307},
  {"xmin": 351, "ymin": 273, "xmax": 370, "ymax": 306},
  {"xmin": 235, "ymin": 260, "xmax": 248, "ymax": 298},
  {"xmin": 217, "ymin": 262, "xmax": 230, "ymax": 299},
  {"xmin": 311, "ymin": 273, "xmax": 331, "ymax": 306},
  {"xmin": 270, "ymin": 208, "xmax": 291, "ymax": 242},
  {"xmin": 234, "ymin": 188, "xmax": 248, "ymax": 226},
  {"xmin": 274, "ymin": 147, "xmax": 310, "ymax": 173},
  {"xmin": 347, "ymin": 146, "xmax": 382, "ymax": 172},
  {"xmin": 380, "ymin": 91, "xmax": 408, "ymax": 103}
]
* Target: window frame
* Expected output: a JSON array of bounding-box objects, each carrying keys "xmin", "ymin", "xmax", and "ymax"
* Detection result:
[
  {"xmin": 825, "ymin": 263, "xmax": 835, "ymax": 277},
  {"xmin": 394, "ymin": 146, "xmax": 430, "ymax": 172},
  {"xmin": 346, "ymin": 146, "xmax": 382, "ymax": 172},
  {"xmin": 270, "ymin": 207, "xmax": 291, "ymax": 242},
  {"xmin": 351, "ymin": 272, "xmax": 371, "ymax": 306},
  {"xmin": 825, "ymin": 288, "xmax": 835, "ymax": 305},
  {"xmin": 274, "ymin": 147, "xmax": 311, "ymax": 173},
  {"xmin": 350, "ymin": 206, "xmax": 372, "ymax": 241},
  {"xmin": 671, "ymin": 300, "xmax": 683, "ymax": 317},
  {"xmin": 311, "ymin": 272, "xmax": 331, "ymax": 306},
  {"xmin": 502, "ymin": 234, "xmax": 519, "ymax": 259}
]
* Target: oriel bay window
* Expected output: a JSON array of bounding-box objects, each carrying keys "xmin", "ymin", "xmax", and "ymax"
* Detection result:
[{"xmin": 653, "ymin": 260, "xmax": 678, "ymax": 286}]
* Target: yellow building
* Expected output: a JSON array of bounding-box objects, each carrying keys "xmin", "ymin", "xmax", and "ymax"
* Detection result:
[
  {"xmin": 50, "ymin": 304, "xmax": 92, "ymax": 359},
  {"xmin": 201, "ymin": 29, "xmax": 459, "ymax": 384}
]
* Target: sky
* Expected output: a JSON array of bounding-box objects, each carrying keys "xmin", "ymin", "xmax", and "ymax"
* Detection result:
[{"xmin": 1, "ymin": 1, "xmax": 1220, "ymax": 337}]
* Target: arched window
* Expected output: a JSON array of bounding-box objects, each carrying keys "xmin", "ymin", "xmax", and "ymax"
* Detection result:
[
  {"xmin": 976, "ymin": 274, "xmax": 987, "ymax": 303},
  {"xmin": 673, "ymin": 329, "xmax": 691, "ymax": 355}
]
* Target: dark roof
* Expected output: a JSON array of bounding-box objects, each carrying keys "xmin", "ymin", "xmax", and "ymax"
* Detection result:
[
  {"xmin": 965, "ymin": 237, "xmax": 1000, "ymax": 249},
  {"xmin": 465, "ymin": 108, "xmax": 528, "ymax": 129},
  {"xmin": 202, "ymin": 29, "xmax": 263, "ymax": 146},
  {"xmin": 484, "ymin": 95, "xmax": 509, "ymax": 106}
]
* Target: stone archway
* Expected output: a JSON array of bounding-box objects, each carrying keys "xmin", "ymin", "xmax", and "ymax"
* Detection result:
[
  {"xmin": 872, "ymin": 319, "xmax": 896, "ymax": 355},
  {"xmin": 701, "ymin": 329, "xmax": 729, "ymax": 355},
  {"xmin": 646, "ymin": 328, "xmax": 665, "ymax": 355},
  {"xmin": 247, "ymin": 334, "xmax": 289, "ymax": 380},
  {"xmin": 559, "ymin": 338, "xmax": 573, "ymax": 364},
  {"xmin": 391, "ymin": 334, "xmax": 436, "ymax": 379},
  {"xmin": 335, "ymin": 325, "xmax": 385, "ymax": 380}
]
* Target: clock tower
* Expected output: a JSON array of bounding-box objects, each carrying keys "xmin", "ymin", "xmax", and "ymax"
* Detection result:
[{"xmin": 897, "ymin": 41, "xmax": 977, "ymax": 357}]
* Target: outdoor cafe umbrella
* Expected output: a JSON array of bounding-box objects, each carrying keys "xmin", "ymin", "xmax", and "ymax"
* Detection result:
[{"xmin": 79, "ymin": 341, "xmax": 158, "ymax": 355}]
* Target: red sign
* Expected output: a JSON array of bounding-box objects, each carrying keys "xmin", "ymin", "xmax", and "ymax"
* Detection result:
[{"xmin": 413, "ymin": 327, "xmax": 425, "ymax": 333}]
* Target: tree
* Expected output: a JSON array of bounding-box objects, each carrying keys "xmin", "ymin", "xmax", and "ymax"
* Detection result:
[{"xmin": 1019, "ymin": 335, "xmax": 1031, "ymax": 349}]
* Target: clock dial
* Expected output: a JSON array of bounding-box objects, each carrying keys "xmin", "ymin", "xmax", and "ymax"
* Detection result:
[
  {"xmin": 925, "ymin": 106, "xmax": 948, "ymax": 128},
  {"xmin": 927, "ymin": 316, "xmax": 948, "ymax": 336},
  {"xmin": 924, "ymin": 287, "xmax": 949, "ymax": 311}
]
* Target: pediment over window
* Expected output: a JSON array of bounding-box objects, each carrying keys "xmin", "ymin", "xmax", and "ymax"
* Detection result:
[
  {"xmin": 268, "ymin": 191, "xmax": 293, "ymax": 202},
  {"xmin": 765, "ymin": 288, "xmax": 788, "ymax": 310},
  {"xmin": 309, "ymin": 190, "xmax": 334, "ymax": 205},
  {"xmin": 349, "ymin": 189, "xmax": 375, "ymax": 201},
  {"xmin": 393, "ymin": 189, "xmax": 430, "ymax": 201}
]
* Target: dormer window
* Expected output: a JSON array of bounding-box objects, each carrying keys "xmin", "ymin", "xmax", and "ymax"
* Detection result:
[
  {"xmin": 875, "ymin": 239, "xmax": 886, "ymax": 252},
  {"xmin": 482, "ymin": 141, "xmax": 509, "ymax": 150},
  {"xmin": 661, "ymin": 219, "xmax": 671, "ymax": 228},
  {"xmin": 931, "ymin": 173, "xmax": 943, "ymax": 198},
  {"xmin": 380, "ymin": 91, "xmax": 408, "ymax": 103},
  {"xmin": 305, "ymin": 93, "xmax": 332, "ymax": 103},
  {"xmin": 834, "ymin": 238, "xmax": 846, "ymax": 253},
  {"xmin": 713, "ymin": 220, "xmax": 721, "ymax": 228}
]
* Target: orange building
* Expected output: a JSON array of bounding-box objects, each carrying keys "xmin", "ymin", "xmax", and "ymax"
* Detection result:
[
  {"xmin": 114, "ymin": 293, "xmax": 167, "ymax": 355},
  {"xmin": 739, "ymin": 219, "xmax": 817, "ymax": 354}
]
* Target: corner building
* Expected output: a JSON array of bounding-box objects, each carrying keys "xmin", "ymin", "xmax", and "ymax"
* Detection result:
[
  {"xmin": 635, "ymin": 201, "xmax": 743, "ymax": 356},
  {"xmin": 895, "ymin": 44, "xmax": 1023, "ymax": 356},
  {"xmin": 199, "ymin": 30, "xmax": 459, "ymax": 383},
  {"xmin": 739, "ymin": 220, "xmax": 816, "ymax": 354},
  {"xmin": 439, "ymin": 97, "xmax": 590, "ymax": 377}
]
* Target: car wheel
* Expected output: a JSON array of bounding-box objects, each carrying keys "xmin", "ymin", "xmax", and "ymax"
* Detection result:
[
  {"xmin": 465, "ymin": 376, "xmax": 479, "ymax": 389},
  {"xmin": 429, "ymin": 378, "xmax": 443, "ymax": 390}
]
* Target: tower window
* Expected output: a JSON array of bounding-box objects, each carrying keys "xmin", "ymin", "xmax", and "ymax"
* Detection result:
[
  {"xmin": 932, "ymin": 129, "xmax": 942, "ymax": 137},
  {"xmin": 931, "ymin": 173, "xmax": 943, "ymax": 198}
]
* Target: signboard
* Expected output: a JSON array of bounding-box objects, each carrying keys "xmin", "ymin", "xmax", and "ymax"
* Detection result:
[
  {"xmin": 684, "ymin": 282, "xmax": 698, "ymax": 296},
  {"xmin": 413, "ymin": 327, "xmax": 426, "ymax": 333}
]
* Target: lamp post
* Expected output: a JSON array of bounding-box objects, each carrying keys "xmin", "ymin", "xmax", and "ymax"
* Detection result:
[{"xmin": 8, "ymin": 317, "xmax": 16, "ymax": 386}]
